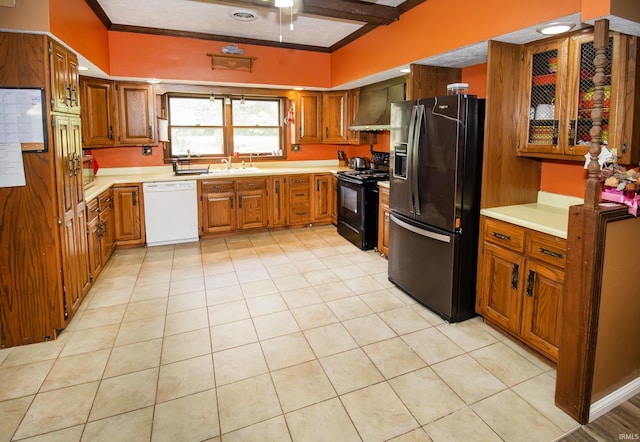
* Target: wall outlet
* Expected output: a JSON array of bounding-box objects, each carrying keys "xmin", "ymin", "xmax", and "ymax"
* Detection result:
[
  {"xmin": 142, "ymin": 146, "xmax": 152, "ymax": 156},
  {"xmin": 291, "ymin": 144, "xmax": 301, "ymax": 152}
]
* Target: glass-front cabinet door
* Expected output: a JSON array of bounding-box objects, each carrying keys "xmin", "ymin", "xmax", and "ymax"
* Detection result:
[
  {"xmin": 564, "ymin": 33, "xmax": 618, "ymax": 157},
  {"xmin": 518, "ymin": 39, "xmax": 569, "ymax": 155}
]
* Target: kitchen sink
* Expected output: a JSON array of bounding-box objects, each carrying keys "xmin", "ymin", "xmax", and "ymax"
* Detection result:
[{"xmin": 202, "ymin": 167, "xmax": 262, "ymax": 175}]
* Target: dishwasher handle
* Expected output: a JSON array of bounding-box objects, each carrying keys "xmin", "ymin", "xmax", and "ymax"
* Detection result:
[{"xmin": 143, "ymin": 181, "xmax": 195, "ymax": 192}]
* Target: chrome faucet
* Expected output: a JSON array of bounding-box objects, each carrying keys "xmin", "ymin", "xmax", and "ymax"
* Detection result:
[{"xmin": 220, "ymin": 156, "xmax": 232, "ymax": 169}]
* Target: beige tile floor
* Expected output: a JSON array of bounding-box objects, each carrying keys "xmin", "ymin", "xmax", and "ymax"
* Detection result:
[{"xmin": 0, "ymin": 225, "xmax": 580, "ymax": 441}]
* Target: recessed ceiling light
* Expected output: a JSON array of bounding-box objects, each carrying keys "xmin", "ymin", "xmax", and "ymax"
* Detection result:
[
  {"xmin": 230, "ymin": 9, "xmax": 258, "ymax": 22},
  {"xmin": 293, "ymin": 87, "xmax": 304, "ymax": 91},
  {"xmin": 399, "ymin": 68, "xmax": 410, "ymax": 73},
  {"xmin": 537, "ymin": 22, "xmax": 575, "ymax": 35},
  {"xmin": 78, "ymin": 66, "xmax": 89, "ymax": 71},
  {"xmin": 146, "ymin": 79, "xmax": 161, "ymax": 84}
]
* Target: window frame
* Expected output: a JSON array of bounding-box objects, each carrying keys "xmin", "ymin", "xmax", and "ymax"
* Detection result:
[{"xmin": 164, "ymin": 93, "xmax": 286, "ymax": 162}]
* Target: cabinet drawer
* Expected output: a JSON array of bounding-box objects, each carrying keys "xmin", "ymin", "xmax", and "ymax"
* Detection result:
[
  {"xmin": 289, "ymin": 204, "xmax": 311, "ymax": 224},
  {"xmin": 87, "ymin": 198, "xmax": 100, "ymax": 222},
  {"xmin": 290, "ymin": 188, "xmax": 310, "ymax": 203},
  {"xmin": 202, "ymin": 180, "xmax": 234, "ymax": 193},
  {"xmin": 483, "ymin": 218, "xmax": 525, "ymax": 252},
  {"xmin": 236, "ymin": 178, "xmax": 266, "ymax": 191},
  {"xmin": 289, "ymin": 175, "xmax": 310, "ymax": 188},
  {"xmin": 379, "ymin": 186, "xmax": 389, "ymax": 208},
  {"xmin": 526, "ymin": 231, "xmax": 567, "ymax": 269},
  {"xmin": 99, "ymin": 191, "xmax": 113, "ymax": 211}
]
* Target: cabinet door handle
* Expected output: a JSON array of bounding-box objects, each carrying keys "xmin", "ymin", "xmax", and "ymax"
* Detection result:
[
  {"xmin": 511, "ymin": 263, "xmax": 519, "ymax": 290},
  {"xmin": 294, "ymin": 179, "xmax": 305, "ymax": 183},
  {"xmin": 68, "ymin": 156, "xmax": 75, "ymax": 177},
  {"xmin": 132, "ymin": 191, "xmax": 137, "ymax": 206},
  {"xmin": 295, "ymin": 211, "xmax": 306, "ymax": 216},
  {"xmin": 295, "ymin": 193, "xmax": 305, "ymax": 197},
  {"xmin": 539, "ymin": 247, "xmax": 564, "ymax": 260},
  {"xmin": 325, "ymin": 127, "xmax": 329, "ymax": 138},
  {"xmin": 552, "ymin": 120, "xmax": 559, "ymax": 145},
  {"xmin": 108, "ymin": 125, "xmax": 113, "ymax": 140},
  {"xmin": 245, "ymin": 183, "xmax": 257, "ymax": 187},
  {"xmin": 148, "ymin": 125, "xmax": 153, "ymax": 139},
  {"xmin": 275, "ymin": 181, "xmax": 279, "ymax": 194},
  {"xmin": 568, "ymin": 119, "xmax": 576, "ymax": 146},
  {"xmin": 91, "ymin": 206, "xmax": 101, "ymax": 213},
  {"xmin": 239, "ymin": 196, "xmax": 242, "ymax": 208},
  {"xmin": 492, "ymin": 231, "xmax": 511, "ymax": 241},
  {"xmin": 526, "ymin": 270, "xmax": 535, "ymax": 297},
  {"xmin": 317, "ymin": 181, "xmax": 320, "ymax": 192},
  {"xmin": 230, "ymin": 196, "xmax": 233, "ymax": 209}
]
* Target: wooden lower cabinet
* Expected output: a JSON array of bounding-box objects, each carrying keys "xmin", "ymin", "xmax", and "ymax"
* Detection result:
[
  {"xmin": 288, "ymin": 174, "xmax": 312, "ymax": 226},
  {"xmin": 268, "ymin": 176, "xmax": 288, "ymax": 227},
  {"xmin": 377, "ymin": 185, "xmax": 390, "ymax": 257},
  {"xmin": 200, "ymin": 178, "xmax": 267, "ymax": 235},
  {"xmin": 312, "ymin": 174, "xmax": 332, "ymax": 223},
  {"xmin": 476, "ymin": 216, "xmax": 566, "ymax": 362},
  {"xmin": 330, "ymin": 174, "xmax": 338, "ymax": 225},
  {"xmin": 113, "ymin": 184, "xmax": 145, "ymax": 246},
  {"xmin": 201, "ymin": 180, "xmax": 235, "ymax": 234},
  {"xmin": 86, "ymin": 189, "xmax": 116, "ymax": 282},
  {"xmin": 237, "ymin": 178, "xmax": 267, "ymax": 230}
]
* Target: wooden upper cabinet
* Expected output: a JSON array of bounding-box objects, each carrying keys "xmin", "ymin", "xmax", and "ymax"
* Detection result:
[
  {"xmin": 518, "ymin": 30, "xmax": 639, "ymax": 163},
  {"xmin": 117, "ymin": 83, "xmax": 156, "ymax": 145},
  {"xmin": 518, "ymin": 37, "xmax": 568, "ymax": 156},
  {"xmin": 50, "ymin": 40, "xmax": 80, "ymax": 114},
  {"xmin": 295, "ymin": 91, "xmax": 322, "ymax": 144},
  {"xmin": 322, "ymin": 91, "xmax": 348, "ymax": 144},
  {"xmin": 80, "ymin": 77, "xmax": 117, "ymax": 147},
  {"xmin": 80, "ymin": 78, "xmax": 157, "ymax": 147}
]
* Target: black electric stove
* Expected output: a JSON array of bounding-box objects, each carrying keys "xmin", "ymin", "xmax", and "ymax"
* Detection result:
[{"xmin": 336, "ymin": 151, "xmax": 389, "ymax": 250}]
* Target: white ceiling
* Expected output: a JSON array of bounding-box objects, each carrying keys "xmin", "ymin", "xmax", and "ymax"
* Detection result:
[{"xmin": 96, "ymin": 0, "xmax": 407, "ymax": 49}]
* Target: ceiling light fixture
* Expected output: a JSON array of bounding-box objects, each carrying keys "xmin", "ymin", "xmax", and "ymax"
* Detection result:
[
  {"xmin": 536, "ymin": 22, "xmax": 575, "ymax": 35},
  {"xmin": 78, "ymin": 66, "xmax": 89, "ymax": 71},
  {"xmin": 275, "ymin": 0, "xmax": 294, "ymax": 43},
  {"xmin": 230, "ymin": 9, "xmax": 258, "ymax": 22},
  {"xmin": 399, "ymin": 68, "xmax": 410, "ymax": 73}
]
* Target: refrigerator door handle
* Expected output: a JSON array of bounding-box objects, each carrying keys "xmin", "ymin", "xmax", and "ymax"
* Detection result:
[
  {"xmin": 411, "ymin": 105, "xmax": 425, "ymax": 216},
  {"xmin": 406, "ymin": 105, "xmax": 419, "ymax": 214},
  {"xmin": 391, "ymin": 214, "xmax": 451, "ymax": 243}
]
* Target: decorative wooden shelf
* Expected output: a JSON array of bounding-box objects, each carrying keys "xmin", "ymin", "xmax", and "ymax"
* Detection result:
[{"xmin": 207, "ymin": 53, "xmax": 257, "ymax": 72}]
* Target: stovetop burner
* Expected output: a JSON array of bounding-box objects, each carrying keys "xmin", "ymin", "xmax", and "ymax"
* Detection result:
[{"xmin": 337, "ymin": 168, "xmax": 389, "ymax": 183}]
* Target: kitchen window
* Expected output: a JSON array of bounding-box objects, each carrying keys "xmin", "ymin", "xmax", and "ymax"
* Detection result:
[{"xmin": 166, "ymin": 94, "xmax": 285, "ymax": 160}]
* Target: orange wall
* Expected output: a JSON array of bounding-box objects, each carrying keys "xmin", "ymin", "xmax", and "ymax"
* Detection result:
[
  {"xmin": 540, "ymin": 161, "xmax": 587, "ymax": 198},
  {"xmin": 462, "ymin": 64, "xmax": 488, "ymax": 97},
  {"xmin": 107, "ymin": 32, "xmax": 331, "ymax": 88},
  {"xmin": 49, "ymin": 0, "xmax": 110, "ymax": 71},
  {"xmin": 331, "ymin": 0, "xmax": 582, "ymax": 86}
]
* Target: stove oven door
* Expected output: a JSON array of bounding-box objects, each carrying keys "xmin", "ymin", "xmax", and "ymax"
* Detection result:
[
  {"xmin": 336, "ymin": 175, "xmax": 378, "ymax": 250},
  {"xmin": 337, "ymin": 175, "xmax": 363, "ymax": 229}
]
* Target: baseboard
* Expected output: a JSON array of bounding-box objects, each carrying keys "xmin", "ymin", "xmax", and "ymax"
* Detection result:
[{"xmin": 589, "ymin": 377, "xmax": 640, "ymax": 422}]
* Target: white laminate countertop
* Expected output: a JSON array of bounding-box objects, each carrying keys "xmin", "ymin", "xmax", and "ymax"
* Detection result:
[
  {"xmin": 480, "ymin": 192, "xmax": 585, "ymax": 239},
  {"xmin": 85, "ymin": 160, "xmax": 350, "ymax": 201}
]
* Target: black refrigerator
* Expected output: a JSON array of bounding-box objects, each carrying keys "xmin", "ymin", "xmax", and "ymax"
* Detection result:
[{"xmin": 388, "ymin": 94, "xmax": 485, "ymax": 323}]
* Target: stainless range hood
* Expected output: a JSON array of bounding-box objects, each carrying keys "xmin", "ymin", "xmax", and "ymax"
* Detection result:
[{"xmin": 349, "ymin": 77, "xmax": 406, "ymax": 131}]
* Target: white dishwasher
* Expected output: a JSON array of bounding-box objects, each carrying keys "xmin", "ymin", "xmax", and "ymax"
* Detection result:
[{"xmin": 143, "ymin": 180, "xmax": 199, "ymax": 247}]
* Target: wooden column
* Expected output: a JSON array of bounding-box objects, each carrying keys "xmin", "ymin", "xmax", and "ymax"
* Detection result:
[{"xmin": 584, "ymin": 20, "xmax": 609, "ymax": 208}]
